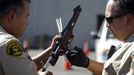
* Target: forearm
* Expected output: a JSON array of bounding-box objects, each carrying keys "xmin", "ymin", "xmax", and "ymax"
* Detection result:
[
  {"xmin": 32, "ymin": 35, "xmax": 60, "ymax": 71},
  {"xmin": 87, "ymin": 59, "xmax": 104, "ymax": 75},
  {"xmin": 32, "ymin": 46, "xmax": 52, "ymax": 71}
]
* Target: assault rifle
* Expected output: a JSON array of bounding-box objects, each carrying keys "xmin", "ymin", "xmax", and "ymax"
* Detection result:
[{"xmin": 42, "ymin": 5, "xmax": 82, "ymax": 71}]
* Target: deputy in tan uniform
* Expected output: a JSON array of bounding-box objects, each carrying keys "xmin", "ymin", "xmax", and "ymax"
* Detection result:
[
  {"xmin": 65, "ymin": 0, "xmax": 134, "ymax": 75},
  {"xmin": 0, "ymin": 0, "xmax": 61, "ymax": 75}
]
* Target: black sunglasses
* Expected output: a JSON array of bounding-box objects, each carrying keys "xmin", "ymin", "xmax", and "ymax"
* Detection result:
[{"xmin": 105, "ymin": 14, "xmax": 126, "ymax": 23}]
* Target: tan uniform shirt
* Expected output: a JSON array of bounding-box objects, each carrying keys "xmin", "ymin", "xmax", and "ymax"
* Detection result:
[
  {"xmin": 0, "ymin": 26, "xmax": 38, "ymax": 75},
  {"xmin": 102, "ymin": 34, "xmax": 134, "ymax": 75}
]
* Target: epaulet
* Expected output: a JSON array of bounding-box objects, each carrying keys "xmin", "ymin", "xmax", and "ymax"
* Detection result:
[{"xmin": 0, "ymin": 32, "xmax": 16, "ymax": 45}]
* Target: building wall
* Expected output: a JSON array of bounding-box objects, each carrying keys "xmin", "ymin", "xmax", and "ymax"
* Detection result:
[{"xmin": 22, "ymin": 0, "xmax": 107, "ymax": 49}]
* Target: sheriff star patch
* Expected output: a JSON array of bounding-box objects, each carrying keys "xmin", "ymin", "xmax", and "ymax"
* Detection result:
[{"xmin": 6, "ymin": 40, "xmax": 23, "ymax": 57}]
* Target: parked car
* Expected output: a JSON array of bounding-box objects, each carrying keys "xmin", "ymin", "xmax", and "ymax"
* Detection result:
[{"xmin": 91, "ymin": 20, "xmax": 122, "ymax": 63}]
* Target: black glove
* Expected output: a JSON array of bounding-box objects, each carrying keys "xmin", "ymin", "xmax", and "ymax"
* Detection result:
[{"xmin": 65, "ymin": 46, "xmax": 89, "ymax": 68}]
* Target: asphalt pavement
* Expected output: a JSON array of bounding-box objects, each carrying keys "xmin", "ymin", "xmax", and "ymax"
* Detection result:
[{"xmin": 28, "ymin": 50, "xmax": 95, "ymax": 75}]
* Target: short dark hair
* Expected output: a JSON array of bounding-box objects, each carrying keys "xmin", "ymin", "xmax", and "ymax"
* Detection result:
[
  {"xmin": 0, "ymin": 0, "xmax": 31, "ymax": 19},
  {"xmin": 114, "ymin": 0, "xmax": 134, "ymax": 15}
]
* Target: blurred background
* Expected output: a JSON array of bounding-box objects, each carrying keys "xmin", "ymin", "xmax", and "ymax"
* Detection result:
[{"xmin": 20, "ymin": 0, "xmax": 107, "ymax": 50}]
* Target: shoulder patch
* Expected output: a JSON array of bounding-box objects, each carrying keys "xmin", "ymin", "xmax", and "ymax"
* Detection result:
[{"xmin": 6, "ymin": 40, "xmax": 23, "ymax": 57}]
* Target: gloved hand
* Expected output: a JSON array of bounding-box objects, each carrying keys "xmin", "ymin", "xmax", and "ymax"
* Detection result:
[{"xmin": 65, "ymin": 46, "xmax": 90, "ymax": 68}]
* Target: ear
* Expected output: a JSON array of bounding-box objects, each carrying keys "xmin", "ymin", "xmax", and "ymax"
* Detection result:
[
  {"xmin": 7, "ymin": 10, "xmax": 17, "ymax": 23},
  {"xmin": 124, "ymin": 14, "xmax": 133, "ymax": 26}
]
